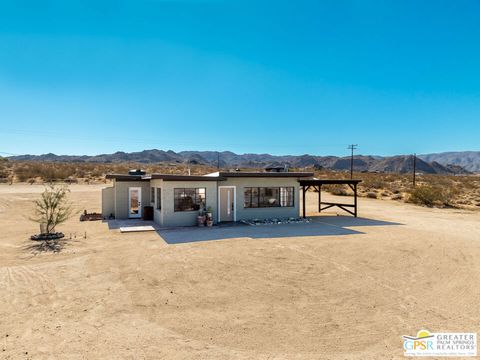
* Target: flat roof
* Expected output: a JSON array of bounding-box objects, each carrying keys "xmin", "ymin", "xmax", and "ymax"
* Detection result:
[
  {"xmin": 298, "ymin": 179, "xmax": 362, "ymax": 185},
  {"xmin": 150, "ymin": 174, "xmax": 226, "ymax": 181},
  {"xmin": 105, "ymin": 174, "xmax": 150, "ymax": 181},
  {"xmin": 106, "ymin": 174, "xmax": 224, "ymax": 181},
  {"xmin": 107, "ymin": 171, "xmax": 314, "ymax": 181},
  {"xmin": 217, "ymin": 171, "xmax": 314, "ymax": 178}
]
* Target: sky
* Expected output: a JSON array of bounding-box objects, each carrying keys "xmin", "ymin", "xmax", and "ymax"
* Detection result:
[{"xmin": 0, "ymin": 0, "xmax": 480, "ymax": 157}]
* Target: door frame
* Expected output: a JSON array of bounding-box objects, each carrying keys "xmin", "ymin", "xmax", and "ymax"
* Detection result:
[
  {"xmin": 128, "ymin": 187, "xmax": 142, "ymax": 218},
  {"xmin": 218, "ymin": 186, "xmax": 236, "ymax": 222}
]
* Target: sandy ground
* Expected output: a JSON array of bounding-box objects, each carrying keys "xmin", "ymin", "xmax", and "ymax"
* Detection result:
[{"xmin": 1, "ymin": 184, "xmax": 479, "ymax": 359}]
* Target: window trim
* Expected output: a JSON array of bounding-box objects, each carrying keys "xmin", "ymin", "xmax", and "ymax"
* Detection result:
[
  {"xmin": 244, "ymin": 187, "xmax": 294, "ymax": 208},
  {"xmin": 156, "ymin": 187, "xmax": 161, "ymax": 210},
  {"xmin": 173, "ymin": 187, "xmax": 206, "ymax": 212}
]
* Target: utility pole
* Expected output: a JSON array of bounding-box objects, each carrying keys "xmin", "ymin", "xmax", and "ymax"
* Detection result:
[
  {"xmin": 217, "ymin": 152, "xmax": 220, "ymax": 170},
  {"xmin": 413, "ymin": 153, "xmax": 416, "ymax": 187},
  {"xmin": 347, "ymin": 144, "xmax": 358, "ymax": 179}
]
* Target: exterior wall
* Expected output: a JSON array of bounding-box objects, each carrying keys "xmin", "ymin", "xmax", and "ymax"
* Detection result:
[
  {"xmin": 105, "ymin": 176, "xmax": 302, "ymax": 225},
  {"xmin": 101, "ymin": 186, "xmax": 115, "ymax": 218},
  {"xmin": 114, "ymin": 180, "xmax": 150, "ymax": 219},
  {"xmin": 220, "ymin": 177, "xmax": 301, "ymax": 221},
  {"xmin": 160, "ymin": 180, "xmax": 218, "ymax": 227},
  {"xmin": 150, "ymin": 179, "xmax": 164, "ymax": 226}
]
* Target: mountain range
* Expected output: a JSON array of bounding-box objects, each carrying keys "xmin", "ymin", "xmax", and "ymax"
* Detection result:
[{"xmin": 7, "ymin": 150, "xmax": 480, "ymax": 174}]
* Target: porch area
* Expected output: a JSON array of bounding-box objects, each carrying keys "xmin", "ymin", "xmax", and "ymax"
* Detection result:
[{"xmin": 299, "ymin": 179, "xmax": 362, "ymax": 218}]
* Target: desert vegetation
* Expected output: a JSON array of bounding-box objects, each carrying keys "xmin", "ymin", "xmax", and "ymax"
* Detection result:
[
  {"xmin": 1, "ymin": 159, "xmax": 480, "ymax": 209},
  {"xmin": 29, "ymin": 184, "xmax": 76, "ymax": 252},
  {"xmin": 0, "ymin": 160, "xmax": 217, "ymax": 184},
  {"xmin": 315, "ymin": 169, "xmax": 480, "ymax": 209}
]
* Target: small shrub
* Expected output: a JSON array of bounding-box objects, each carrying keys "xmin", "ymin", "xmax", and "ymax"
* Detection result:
[
  {"xmin": 30, "ymin": 184, "xmax": 75, "ymax": 234},
  {"xmin": 407, "ymin": 185, "xmax": 455, "ymax": 207},
  {"xmin": 366, "ymin": 192, "xmax": 377, "ymax": 199},
  {"xmin": 325, "ymin": 184, "xmax": 350, "ymax": 196},
  {"xmin": 391, "ymin": 194, "xmax": 403, "ymax": 200}
]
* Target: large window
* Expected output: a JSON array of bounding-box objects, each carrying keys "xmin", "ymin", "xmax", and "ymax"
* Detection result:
[
  {"xmin": 174, "ymin": 188, "xmax": 206, "ymax": 212},
  {"xmin": 244, "ymin": 187, "xmax": 294, "ymax": 208},
  {"xmin": 156, "ymin": 188, "xmax": 161, "ymax": 210}
]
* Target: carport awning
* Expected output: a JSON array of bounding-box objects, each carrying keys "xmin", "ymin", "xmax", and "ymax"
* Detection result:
[{"xmin": 298, "ymin": 179, "xmax": 362, "ymax": 218}]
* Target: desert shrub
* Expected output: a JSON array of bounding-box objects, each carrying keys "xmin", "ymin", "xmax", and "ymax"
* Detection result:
[
  {"xmin": 324, "ymin": 184, "xmax": 350, "ymax": 196},
  {"xmin": 0, "ymin": 167, "xmax": 8, "ymax": 179},
  {"xmin": 407, "ymin": 185, "xmax": 456, "ymax": 207},
  {"xmin": 366, "ymin": 192, "xmax": 377, "ymax": 199},
  {"xmin": 30, "ymin": 184, "xmax": 74, "ymax": 234},
  {"xmin": 360, "ymin": 175, "xmax": 387, "ymax": 190},
  {"xmin": 391, "ymin": 194, "xmax": 403, "ymax": 200}
]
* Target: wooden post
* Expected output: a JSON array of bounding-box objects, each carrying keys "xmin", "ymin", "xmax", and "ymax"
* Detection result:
[
  {"xmin": 302, "ymin": 186, "xmax": 306, "ymax": 218},
  {"xmin": 354, "ymin": 183, "xmax": 358, "ymax": 217},
  {"xmin": 318, "ymin": 185, "xmax": 321, "ymax": 213}
]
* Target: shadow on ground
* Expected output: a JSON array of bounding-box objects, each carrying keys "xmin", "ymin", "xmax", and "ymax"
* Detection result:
[
  {"xmin": 311, "ymin": 215, "xmax": 403, "ymax": 228},
  {"xmin": 156, "ymin": 216, "xmax": 402, "ymax": 244}
]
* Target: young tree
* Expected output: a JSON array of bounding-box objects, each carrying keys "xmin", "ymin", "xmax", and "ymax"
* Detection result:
[{"xmin": 31, "ymin": 184, "xmax": 74, "ymax": 234}]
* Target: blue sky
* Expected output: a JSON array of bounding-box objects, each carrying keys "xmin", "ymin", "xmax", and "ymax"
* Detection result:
[{"xmin": 1, "ymin": 0, "xmax": 479, "ymax": 157}]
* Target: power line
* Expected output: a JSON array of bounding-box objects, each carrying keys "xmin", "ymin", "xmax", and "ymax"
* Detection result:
[
  {"xmin": 0, "ymin": 128, "xmax": 350, "ymax": 151},
  {"xmin": 0, "ymin": 151, "xmax": 21, "ymax": 156}
]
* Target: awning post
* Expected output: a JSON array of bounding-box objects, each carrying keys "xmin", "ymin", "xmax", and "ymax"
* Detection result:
[{"xmin": 302, "ymin": 186, "xmax": 306, "ymax": 218}]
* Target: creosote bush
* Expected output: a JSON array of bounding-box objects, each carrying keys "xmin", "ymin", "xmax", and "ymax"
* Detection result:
[
  {"xmin": 31, "ymin": 184, "xmax": 75, "ymax": 234},
  {"xmin": 407, "ymin": 185, "xmax": 456, "ymax": 207}
]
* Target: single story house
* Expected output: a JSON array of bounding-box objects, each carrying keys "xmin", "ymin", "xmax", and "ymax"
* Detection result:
[{"xmin": 102, "ymin": 170, "xmax": 315, "ymax": 227}]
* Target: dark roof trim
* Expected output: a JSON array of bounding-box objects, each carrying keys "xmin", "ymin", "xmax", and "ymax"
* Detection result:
[
  {"xmin": 105, "ymin": 174, "xmax": 150, "ymax": 181},
  {"xmin": 299, "ymin": 179, "xmax": 362, "ymax": 185},
  {"xmin": 150, "ymin": 174, "xmax": 226, "ymax": 181},
  {"xmin": 107, "ymin": 172, "xmax": 316, "ymax": 182},
  {"xmin": 218, "ymin": 172, "xmax": 314, "ymax": 178}
]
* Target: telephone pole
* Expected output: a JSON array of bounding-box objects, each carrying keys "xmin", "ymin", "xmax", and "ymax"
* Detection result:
[
  {"xmin": 217, "ymin": 152, "xmax": 220, "ymax": 170},
  {"xmin": 347, "ymin": 144, "xmax": 358, "ymax": 179}
]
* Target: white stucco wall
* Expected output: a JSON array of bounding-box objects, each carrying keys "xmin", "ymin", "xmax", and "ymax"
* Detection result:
[
  {"xmin": 113, "ymin": 180, "xmax": 150, "ymax": 219},
  {"xmin": 219, "ymin": 177, "xmax": 301, "ymax": 221},
  {"xmin": 160, "ymin": 180, "xmax": 218, "ymax": 227}
]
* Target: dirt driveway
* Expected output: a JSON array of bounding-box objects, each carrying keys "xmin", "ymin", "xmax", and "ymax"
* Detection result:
[{"xmin": 1, "ymin": 184, "xmax": 479, "ymax": 359}]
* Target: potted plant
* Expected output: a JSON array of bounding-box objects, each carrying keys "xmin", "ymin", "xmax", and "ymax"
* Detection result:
[
  {"xmin": 205, "ymin": 206, "xmax": 213, "ymax": 227},
  {"xmin": 206, "ymin": 206, "xmax": 213, "ymax": 219},
  {"xmin": 197, "ymin": 208, "xmax": 206, "ymax": 226}
]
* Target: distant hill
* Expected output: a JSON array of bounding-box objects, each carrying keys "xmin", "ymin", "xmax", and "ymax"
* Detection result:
[
  {"xmin": 7, "ymin": 149, "xmax": 474, "ymax": 175},
  {"xmin": 419, "ymin": 151, "xmax": 480, "ymax": 172}
]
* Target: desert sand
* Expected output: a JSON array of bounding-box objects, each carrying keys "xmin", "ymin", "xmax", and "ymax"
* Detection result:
[{"xmin": 1, "ymin": 184, "xmax": 479, "ymax": 359}]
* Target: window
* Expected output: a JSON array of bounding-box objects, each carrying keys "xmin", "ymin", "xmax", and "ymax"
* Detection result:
[
  {"xmin": 151, "ymin": 187, "xmax": 155, "ymax": 204},
  {"xmin": 174, "ymin": 188, "xmax": 206, "ymax": 212},
  {"xmin": 280, "ymin": 187, "xmax": 294, "ymax": 207},
  {"xmin": 156, "ymin": 188, "xmax": 161, "ymax": 210},
  {"xmin": 244, "ymin": 187, "xmax": 294, "ymax": 208}
]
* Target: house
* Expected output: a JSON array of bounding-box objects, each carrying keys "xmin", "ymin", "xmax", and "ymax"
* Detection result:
[{"xmin": 102, "ymin": 170, "xmax": 314, "ymax": 227}]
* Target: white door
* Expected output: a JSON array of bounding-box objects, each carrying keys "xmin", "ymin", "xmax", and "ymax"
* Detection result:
[
  {"xmin": 219, "ymin": 187, "xmax": 235, "ymax": 222},
  {"xmin": 128, "ymin": 187, "xmax": 142, "ymax": 218}
]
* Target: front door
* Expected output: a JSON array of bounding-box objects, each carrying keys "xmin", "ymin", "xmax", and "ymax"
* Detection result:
[
  {"xmin": 219, "ymin": 187, "xmax": 235, "ymax": 222},
  {"xmin": 128, "ymin": 187, "xmax": 142, "ymax": 218}
]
